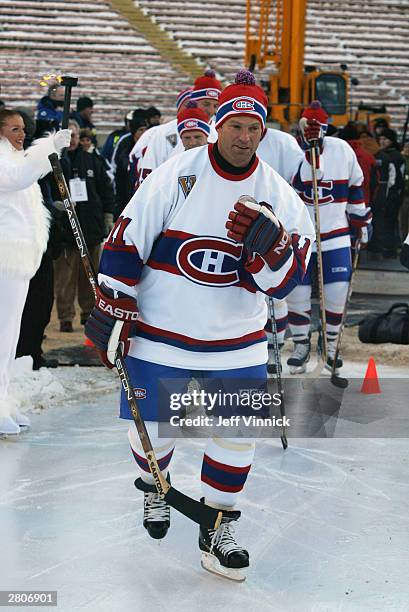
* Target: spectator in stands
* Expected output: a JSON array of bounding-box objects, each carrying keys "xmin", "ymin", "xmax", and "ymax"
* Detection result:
[
  {"xmin": 338, "ymin": 122, "xmax": 378, "ymax": 206},
  {"xmin": 146, "ymin": 106, "xmax": 161, "ymax": 127},
  {"xmin": 370, "ymin": 128, "xmax": 405, "ymax": 258},
  {"xmin": 112, "ymin": 113, "xmax": 148, "ymax": 218},
  {"xmin": 80, "ymin": 127, "xmax": 113, "ymax": 180},
  {"xmin": 71, "ymin": 96, "xmax": 97, "ymax": 144},
  {"xmin": 358, "ymin": 128, "xmax": 380, "ymax": 156},
  {"xmin": 36, "ymin": 82, "xmax": 65, "ymax": 136},
  {"xmin": 52, "ymin": 121, "xmax": 115, "ymax": 332},
  {"xmin": 399, "ymin": 140, "xmax": 409, "ymax": 241},
  {"xmin": 0, "ymin": 108, "xmax": 70, "ymax": 434}
]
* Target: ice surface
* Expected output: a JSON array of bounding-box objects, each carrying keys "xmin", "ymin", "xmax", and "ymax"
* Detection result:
[{"xmin": 1, "ymin": 363, "xmax": 409, "ymax": 611}]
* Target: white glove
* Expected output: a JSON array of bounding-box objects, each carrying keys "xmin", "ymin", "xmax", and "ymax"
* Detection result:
[{"xmin": 54, "ymin": 129, "xmax": 72, "ymax": 152}]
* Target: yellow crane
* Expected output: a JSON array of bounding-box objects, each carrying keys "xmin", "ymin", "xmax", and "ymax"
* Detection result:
[{"xmin": 245, "ymin": 0, "xmax": 349, "ymax": 130}]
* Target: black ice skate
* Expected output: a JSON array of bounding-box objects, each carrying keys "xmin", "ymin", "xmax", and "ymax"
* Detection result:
[
  {"xmin": 199, "ymin": 501, "xmax": 249, "ymax": 582},
  {"xmin": 134, "ymin": 475, "xmax": 170, "ymax": 540},
  {"xmin": 267, "ymin": 344, "xmax": 283, "ymax": 375},
  {"xmin": 287, "ymin": 339, "xmax": 311, "ymax": 374}
]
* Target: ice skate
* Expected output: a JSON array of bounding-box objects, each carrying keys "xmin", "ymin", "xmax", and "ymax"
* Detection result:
[
  {"xmin": 325, "ymin": 340, "xmax": 343, "ymax": 373},
  {"xmin": 267, "ymin": 344, "xmax": 283, "ymax": 375},
  {"xmin": 134, "ymin": 475, "xmax": 170, "ymax": 540},
  {"xmin": 287, "ymin": 339, "xmax": 311, "ymax": 374},
  {"xmin": 199, "ymin": 502, "xmax": 249, "ymax": 582}
]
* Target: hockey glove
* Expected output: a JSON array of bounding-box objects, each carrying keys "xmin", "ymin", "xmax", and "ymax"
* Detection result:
[
  {"xmin": 298, "ymin": 118, "xmax": 324, "ymax": 168},
  {"xmin": 226, "ymin": 197, "xmax": 291, "ymax": 270},
  {"xmin": 350, "ymin": 223, "xmax": 372, "ymax": 250},
  {"xmin": 84, "ymin": 283, "xmax": 138, "ymax": 369}
]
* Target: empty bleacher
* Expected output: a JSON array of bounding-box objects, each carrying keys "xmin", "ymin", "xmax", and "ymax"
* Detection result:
[
  {"xmin": 0, "ymin": 0, "xmax": 190, "ymax": 132},
  {"xmin": 135, "ymin": 0, "xmax": 409, "ymax": 129}
]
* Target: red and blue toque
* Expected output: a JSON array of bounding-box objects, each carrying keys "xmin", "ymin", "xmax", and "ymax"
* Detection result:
[
  {"xmin": 190, "ymin": 69, "xmax": 222, "ymax": 102},
  {"xmin": 215, "ymin": 70, "xmax": 268, "ymax": 130},
  {"xmin": 177, "ymin": 102, "xmax": 210, "ymax": 137},
  {"xmin": 301, "ymin": 100, "xmax": 329, "ymax": 130},
  {"xmin": 176, "ymin": 87, "xmax": 193, "ymax": 112}
]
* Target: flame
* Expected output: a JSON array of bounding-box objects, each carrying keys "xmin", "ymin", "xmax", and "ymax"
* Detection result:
[{"xmin": 39, "ymin": 74, "xmax": 63, "ymax": 87}]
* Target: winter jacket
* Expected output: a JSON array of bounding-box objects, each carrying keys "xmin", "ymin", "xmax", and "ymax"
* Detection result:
[
  {"xmin": 51, "ymin": 145, "xmax": 115, "ymax": 248},
  {"xmin": 0, "ymin": 135, "xmax": 59, "ymax": 279},
  {"xmin": 346, "ymin": 139, "xmax": 378, "ymax": 205},
  {"xmin": 374, "ymin": 146, "xmax": 405, "ymax": 214},
  {"xmin": 36, "ymin": 96, "xmax": 63, "ymax": 135},
  {"xmin": 70, "ymin": 111, "xmax": 97, "ymax": 145},
  {"xmin": 112, "ymin": 133, "xmax": 134, "ymax": 217}
]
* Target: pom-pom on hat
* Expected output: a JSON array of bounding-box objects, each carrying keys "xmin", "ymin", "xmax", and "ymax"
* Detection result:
[
  {"xmin": 177, "ymin": 101, "xmax": 210, "ymax": 137},
  {"xmin": 176, "ymin": 87, "xmax": 193, "ymax": 112},
  {"xmin": 301, "ymin": 100, "xmax": 329, "ymax": 125},
  {"xmin": 190, "ymin": 69, "xmax": 222, "ymax": 102},
  {"xmin": 215, "ymin": 69, "xmax": 268, "ymax": 130}
]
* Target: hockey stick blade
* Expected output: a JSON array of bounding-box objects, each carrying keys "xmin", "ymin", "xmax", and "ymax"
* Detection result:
[
  {"xmin": 165, "ymin": 487, "xmax": 222, "ymax": 529},
  {"xmin": 330, "ymin": 373, "xmax": 349, "ymax": 389}
]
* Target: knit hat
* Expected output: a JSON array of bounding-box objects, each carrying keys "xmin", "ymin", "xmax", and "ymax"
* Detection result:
[
  {"xmin": 176, "ymin": 87, "xmax": 193, "ymax": 112},
  {"xmin": 301, "ymin": 100, "xmax": 329, "ymax": 127},
  {"xmin": 77, "ymin": 96, "xmax": 93, "ymax": 112},
  {"xmin": 177, "ymin": 101, "xmax": 210, "ymax": 137},
  {"xmin": 215, "ymin": 69, "xmax": 268, "ymax": 130},
  {"xmin": 190, "ymin": 70, "xmax": 222, "ymax": 102},
  {"xmin": 380, "ymin": 127, "xmax": 398, "ymax": 145}
]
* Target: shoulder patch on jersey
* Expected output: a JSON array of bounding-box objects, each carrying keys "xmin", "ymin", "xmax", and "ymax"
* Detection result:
[
  {"xmin": 166, "ymin": 133, "xmax": 178, "ymax": 148},
  {"xmin": 178, "ymin": 175, "xmax": 197, "ymax": 198}
]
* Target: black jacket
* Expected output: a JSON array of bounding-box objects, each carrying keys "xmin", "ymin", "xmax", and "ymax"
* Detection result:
[
  {"xmin": 374, "ymin": 146, "xmax": 405, "ymax": 214},
  {"xmin": 113, "ymin": 133, "xmax": 134, "ymax": 218},
  {"xmin": 51, "ymin": 146, "xmax": 115, "ymax": 248}
]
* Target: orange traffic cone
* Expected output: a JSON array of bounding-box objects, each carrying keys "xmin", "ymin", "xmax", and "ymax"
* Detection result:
[
  {"xmin": 360, "ymin": 357, "xmax": 381, "ymax": 394},
  {"xmin": 83, "ymin": 336, "xmax": 94, "ymax": 348}
]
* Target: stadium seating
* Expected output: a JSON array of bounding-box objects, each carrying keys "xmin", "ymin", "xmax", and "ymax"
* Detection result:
[{"xmin": 135, "ymin": 0, "xmax": 409, "ymax": 129}]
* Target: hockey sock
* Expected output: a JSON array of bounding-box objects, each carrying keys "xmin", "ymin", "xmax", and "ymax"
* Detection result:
[
  {"xmin": 128, "ymin": 421, "xmax": 175, "ymax": 485},
  {"xmin": 201, "ymin": 437, "xmax": 255, "ymax": 507}
]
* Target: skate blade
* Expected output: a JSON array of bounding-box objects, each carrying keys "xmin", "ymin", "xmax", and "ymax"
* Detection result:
[{"xmin": 201, "ymin": 552, "xmax": 247, "ymax": 582}]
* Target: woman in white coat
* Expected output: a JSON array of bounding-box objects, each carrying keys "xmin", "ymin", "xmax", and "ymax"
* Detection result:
[{"xmin": 0, "ymin": 109, "xmax": 70, "ymax": 435}]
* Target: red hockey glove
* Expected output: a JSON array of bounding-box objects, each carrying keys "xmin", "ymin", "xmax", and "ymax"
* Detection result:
[
  {"xmin": 225, "ymin": 196, "xmax": 292, "ymax": 270},
  {"xmin": 299, "ymin": 118, "xmax": 324, "ymax": 168},
  {"xmin": 84, "ymin": 283, "xmax": 138, "ymax": 369}
]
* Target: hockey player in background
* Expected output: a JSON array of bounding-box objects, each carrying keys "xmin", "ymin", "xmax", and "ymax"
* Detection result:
[
  {"xmin": 137, "ymin": 70, "xmax": 221, "ymax": 185},
  {"xmin": 85, "ymin": 70, "xmax": 315, "ymax": 580},
  {"xmin": 286, "ymin": 102, "xmax": 372, "ymax": 373},
  {"xmin": 174, "ymin": 101, "xmax": 211, "ymax": 151}
]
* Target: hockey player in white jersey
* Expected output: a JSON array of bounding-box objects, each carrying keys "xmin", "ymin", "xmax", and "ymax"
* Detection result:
[
  {"xmin": 286, "ymin": 101, "xmax": 372, "ymax": 373},
  {"xmin": 138, "ymin": 70, "xmax": 221, "ymax": 185},
  {"xmin": 129, "ymin": 87, "xmax": 193, "ymax": 193},
  {"xmin": 85, "ymin": 70, "xmax": 315, "ymax": 580},
  {"xmin": 175, "ymin": 102, "xmax": 211, "ymax": 151}
]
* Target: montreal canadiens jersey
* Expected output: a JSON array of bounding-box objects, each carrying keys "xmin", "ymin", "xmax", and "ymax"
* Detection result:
[
  {"xmin": 257, "ymin": 128, "xmax": 303, "ymax": 183},
  {"xmin": 138, "ymin": 120, "xmax": 218, "ymax": 186},
  {"xmin": 292, "ymin": 136, "xmax": 372, "ymax": 252},
  {"xmin": 99, "ymin": 144, "xmax": 315, "ymax": 369}
]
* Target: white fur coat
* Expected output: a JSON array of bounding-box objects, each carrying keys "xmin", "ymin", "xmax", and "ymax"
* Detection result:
[{"xmin": 0, "ymin": 134, "xmax": 59, "ymax": 279}]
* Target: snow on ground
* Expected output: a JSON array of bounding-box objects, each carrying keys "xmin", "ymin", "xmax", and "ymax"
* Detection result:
[{"xmin": 8, "ymin": 357, "xmax": 119, "ymax": 415}]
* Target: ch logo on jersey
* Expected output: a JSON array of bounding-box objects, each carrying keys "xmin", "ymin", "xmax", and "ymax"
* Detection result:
[
  {"xmin": 133, "ymin": 387, "xmax": 147, "ymax": 399},
  {"xmin": 178, "ymin": 175, "xmax": 197, "ymax": 198},
  {"xmin": 176, "ymin": 237, "xmax": 243, "ymax": 286},
  {"xmin": 232, "ymin": 97, "xmax": 255, "ymax": 111},
  {"xmin": 303, "ymin": 180, "xmax": 334, "ymax": 205},
  {"xmin": 166, "ymin": 133, "xmax": 178, "ymax": 148}
]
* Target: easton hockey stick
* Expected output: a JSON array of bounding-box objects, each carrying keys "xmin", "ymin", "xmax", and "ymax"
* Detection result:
[
  {"xmin": 48, "ymin": 153, "xmax": 222, "ymax": 530},
  {"xmin": 330, "ymin": 240, "xmax": 361, "ymax": 388},
  {"xmin": 268, "ymin": 297, "xmax": 288, "ymax": 450}
]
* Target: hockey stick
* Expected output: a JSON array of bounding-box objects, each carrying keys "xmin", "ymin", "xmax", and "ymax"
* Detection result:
[
  {"xmin": 48, "ymin": 154, "xmax": 222, "ymax": 530},
  {"xmin": 330, "ymin": 240, "xmax": 361, "ymax": 388},
  {"xmin": 305, "ymin": 144, "xmax": 328, "ymax": 379},
  {"xmin": 268, "ymin": 297, "xmax": 288, "ymax": 449}
]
